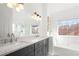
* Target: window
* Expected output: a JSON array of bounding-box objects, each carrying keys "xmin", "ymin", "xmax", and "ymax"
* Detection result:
[{"xmin": 58, "ymin": 18, "xmax": 79, "ymax": 36}]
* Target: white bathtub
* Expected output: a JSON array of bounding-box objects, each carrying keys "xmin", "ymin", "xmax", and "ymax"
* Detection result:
[{"xmin": 54, "ymin": 35, "xmax": 79, "ymax": 51}]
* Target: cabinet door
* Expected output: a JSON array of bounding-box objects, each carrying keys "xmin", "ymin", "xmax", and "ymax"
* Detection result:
[
  {"xmin": 35, "ymin": 45, "xmax": 45, "ymax": 56},
  {"xmin": 35, "ymin": 40, "xmax": 44, "ymax": 49},
  {"xmin": 35, "ymin": 40, "xmax": 45, "ymax": 56},
  {"xmin": 6, "ymin": 44, "xmax": 34, "ymax": 56}
]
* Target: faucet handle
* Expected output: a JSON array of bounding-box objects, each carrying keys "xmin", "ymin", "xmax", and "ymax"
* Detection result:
[{"xmin": 7, "ymin": 33, "xmax": 10, "ymax": 37}]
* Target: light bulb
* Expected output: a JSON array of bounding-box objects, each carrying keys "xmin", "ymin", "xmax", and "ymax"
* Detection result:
[
  {"xmin": 16, "ymin": 7, "xmax": 21, "ymax": 12},
  {"xmin": 7, "ymin": 3, "xmax": 14, "ymax": 8},
  {"xmin": 7, "ymin": 3, "xmax": 16, "ymax": 8},
  {"xmin": 15, "ymin": 3, "xmax": 24, "ymax": 12},
  {"xmin": 36, "ymin": 15, "xmax": 41, "ymax": 21},
  {"xmin": 32, "ymin": 14, "xmax": 37, "ymax": 20},
  {"xmin": 18, "ymin": 4, "xmax": 24, "ymax": 10},
  {"xmin": 32, "ymin": 15, "xmax": 34, "ymax": 19},
  {"xmin": 7, "ymin": 3, "xmax": 24, "ymax": 12},
  {"xmin": 32, "ymin": 12, "xmax": 42, "ymax": 21},
  {"xmin": 36, "ymin": 16, "xmax": 40, "ymax": 21}
]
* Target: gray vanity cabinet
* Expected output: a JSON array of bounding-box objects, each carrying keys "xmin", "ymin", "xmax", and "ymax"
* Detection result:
[{"xmin": 6, "ymin": 38, "xmax": 49, "ymax": 56}]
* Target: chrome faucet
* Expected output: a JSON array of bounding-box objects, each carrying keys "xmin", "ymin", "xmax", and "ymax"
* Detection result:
[
  {"xmin": 0, "ymin": 33, "xmax": 17, "ymax": 46},
  {"xmin": 7, "ymin": 33, "xmax": 17, "ymax": 43}
]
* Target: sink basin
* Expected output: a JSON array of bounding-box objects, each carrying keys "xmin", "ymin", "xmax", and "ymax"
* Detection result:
[
  {"xmin": 13, "ymin": 41, "xmax": 29, "ymax": 45},
  {"xmin": 0, "ymin": 41, "xmax": 29, "ymax": 48}
]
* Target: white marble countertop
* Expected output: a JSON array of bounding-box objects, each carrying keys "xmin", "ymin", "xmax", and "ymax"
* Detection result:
[{"xmin": 0, "ymin": 36, "xmax": 49, "ymax": 56}]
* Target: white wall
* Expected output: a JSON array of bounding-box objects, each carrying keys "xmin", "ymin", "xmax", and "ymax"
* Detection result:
[
  {"xmin": 0, "ymin": 4, "xmax": 13, "ymax": 38},
  {"xmin": 47, "ymin": 3, "xmax": 79, "ymax": 51}
]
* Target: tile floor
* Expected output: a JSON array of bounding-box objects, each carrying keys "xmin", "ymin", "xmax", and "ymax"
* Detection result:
[{"xmin": 53, "ymin": 46, "xmax": 79, "ymax": 56}]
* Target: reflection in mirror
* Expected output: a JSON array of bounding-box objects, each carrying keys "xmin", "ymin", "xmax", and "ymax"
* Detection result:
[
  {"xmin": 31, "ymin": 21, "xmax": 40, "ymax": 37},
  {"xmin": 12, "ymin": 24, "xmax": 25, "ymax": 37}
]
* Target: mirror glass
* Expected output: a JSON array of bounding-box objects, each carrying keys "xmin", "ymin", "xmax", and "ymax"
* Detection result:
[{"xmin": 0, "ymin": 3, "xmax": 42, "ymax": 38}]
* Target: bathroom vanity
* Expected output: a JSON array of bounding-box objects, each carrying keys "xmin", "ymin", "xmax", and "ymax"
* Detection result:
[
  {"xmin": 6, "ymin": 38, "xmax": 49, "ymax": 56},
  {"xmin": 0, "ymin": 36, "xmax": 51, "ymax": 56}
]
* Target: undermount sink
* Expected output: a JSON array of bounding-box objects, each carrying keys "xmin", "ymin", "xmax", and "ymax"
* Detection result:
[
  {"xmin": 13, "ymin": 41, "xmax": 29, "ymax": 45},
  {"xmin": 0, "ymin": 41, "xmax": 29, "ymax": 48}
]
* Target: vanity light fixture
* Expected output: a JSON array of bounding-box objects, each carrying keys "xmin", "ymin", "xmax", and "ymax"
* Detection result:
[
  {"xmin": 32, "ymin": 12, "xmax": 41, "ymax": 21},
  {"xmin": 7, "ymin": 3, "xmax": 24, "ymax": 12}
]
